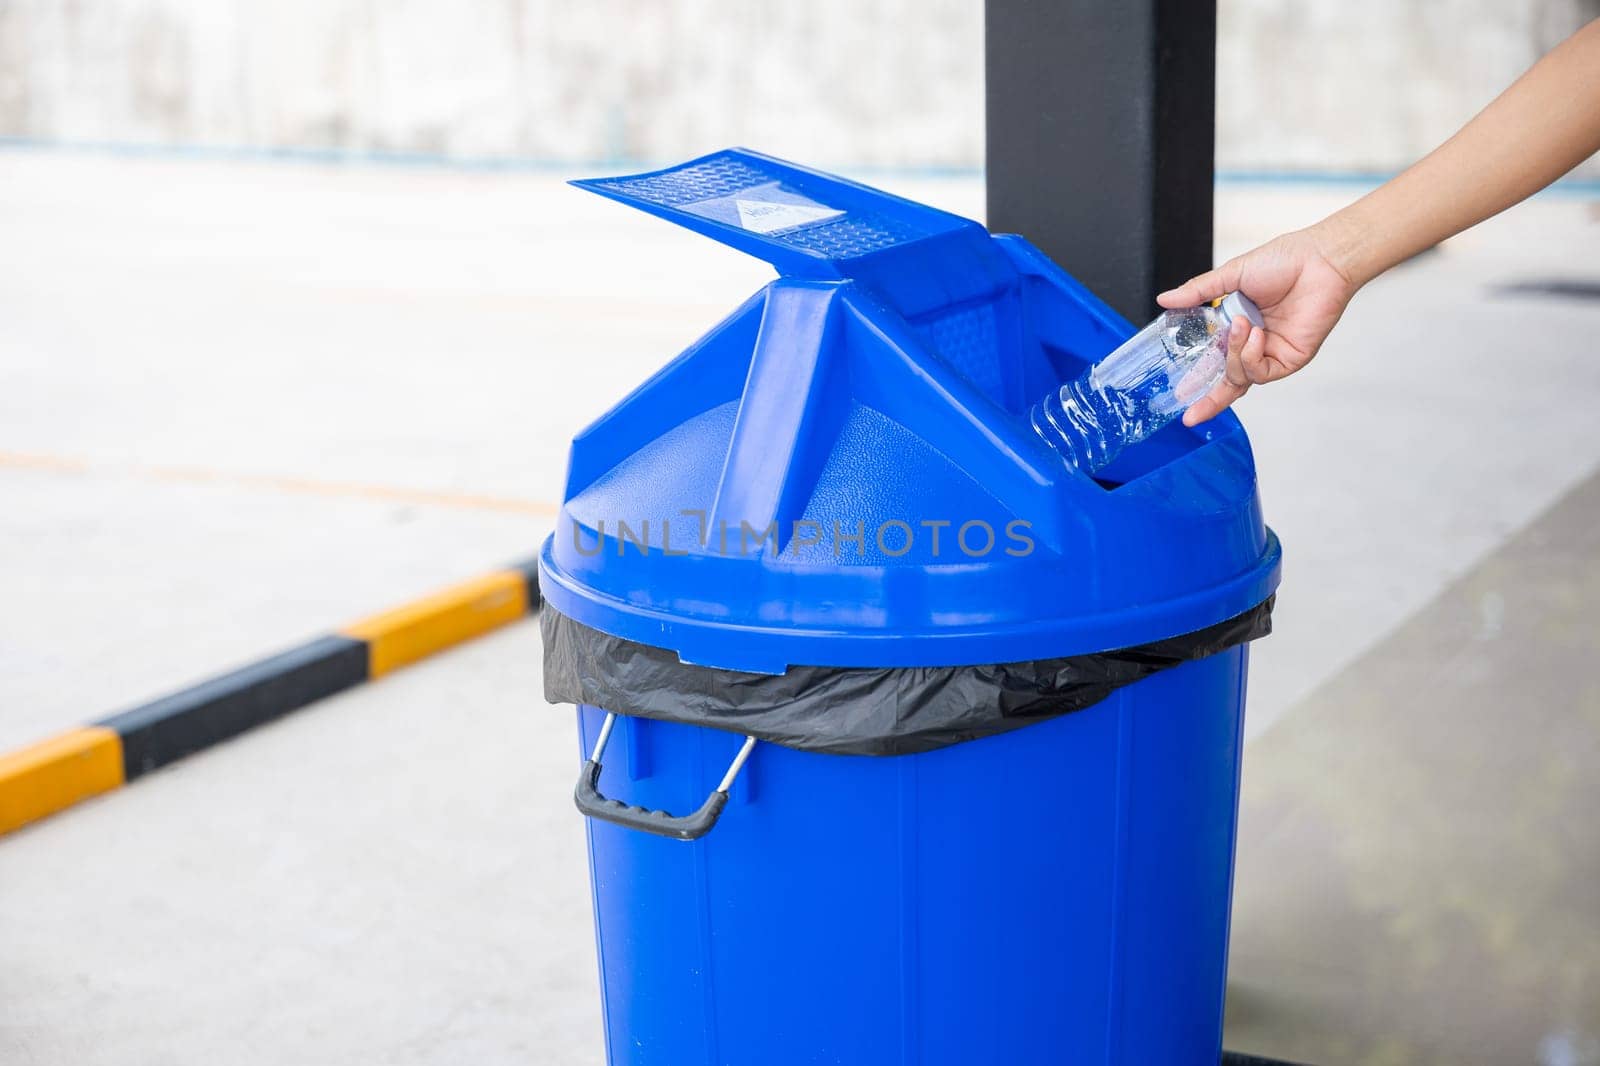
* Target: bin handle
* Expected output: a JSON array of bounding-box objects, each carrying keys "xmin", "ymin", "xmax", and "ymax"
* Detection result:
[{"xmin": 574, "ymin": 713, "xmax": 756, "ymax": 841}]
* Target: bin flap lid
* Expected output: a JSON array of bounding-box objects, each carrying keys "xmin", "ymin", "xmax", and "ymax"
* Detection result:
[{"xmin": 572, "ymin": 148, "xmax": 1012, "ymax": 315}]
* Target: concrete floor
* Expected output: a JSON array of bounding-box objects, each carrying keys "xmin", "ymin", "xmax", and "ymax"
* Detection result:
[
  {"xmin": 1228, "ymin": 467, "xmax": 1600, "ymax": 1066},
  {"xmin": 1, "ymin": 149, "xmax": 1599, "ymax": 1063},
  {"xmin": 0, "ymin": 621, "xmax": 597, "ymax": 1065}
]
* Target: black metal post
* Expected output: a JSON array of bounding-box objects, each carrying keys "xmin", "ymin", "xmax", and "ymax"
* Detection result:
[
  {"xmin": 985, "ymin": 0, "xmax": 1217, "ymax": 324},
  {"xmin": 988, "ymin": 9, "xmax": 1296, "ymax": 1063}
]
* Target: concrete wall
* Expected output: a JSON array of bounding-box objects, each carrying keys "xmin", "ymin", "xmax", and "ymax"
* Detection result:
[
  {"xmin": 1218, "ymin": 0, "xmax": 1600, "ymax": 176},
  {"xmin": 1, "ymin": 0, "xmax": 1596, "ymax": 177}
]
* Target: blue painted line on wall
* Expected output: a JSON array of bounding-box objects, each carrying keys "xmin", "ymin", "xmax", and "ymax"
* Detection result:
[
  {"xmin": 5, "ymin": 136, "xmax": 1597, "ymax": 198},
  {"xmin": 0, "ymin": 136, "xmax": 980, "ymax": 181},
  {"xmin": 0, "ymin": 135, "xmax": 599, "ymax": 174},
  {"xmin": 1217, "ymin": 167, "xmax": 1600, "ymax": 197}
]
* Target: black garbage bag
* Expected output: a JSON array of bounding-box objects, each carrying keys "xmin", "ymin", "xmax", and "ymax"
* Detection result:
[{"xmin": 542, "ymin": 597, "xmax": 1273, "ymax": 756}]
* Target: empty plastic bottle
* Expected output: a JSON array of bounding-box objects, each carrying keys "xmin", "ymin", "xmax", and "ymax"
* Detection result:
[{"xmin": 1030, "ymin": 292, "xmax": 1265, "ymax": 474}]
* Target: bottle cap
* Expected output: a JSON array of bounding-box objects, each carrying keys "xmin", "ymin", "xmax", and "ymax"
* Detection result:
[{"xmin": 1220, "ymin": 292, "xmax": 1265, "ymax": 330}]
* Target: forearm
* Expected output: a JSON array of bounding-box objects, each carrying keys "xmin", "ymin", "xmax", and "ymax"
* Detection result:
[{"xmin": 1315, "ymin": 18, "xmax": 1600, "ymax": 286}]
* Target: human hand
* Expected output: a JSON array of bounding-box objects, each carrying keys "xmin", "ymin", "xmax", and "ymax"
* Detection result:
[{"xmin": 1158, "ymin": 224, "xmax": 1362, "ymax": 426}]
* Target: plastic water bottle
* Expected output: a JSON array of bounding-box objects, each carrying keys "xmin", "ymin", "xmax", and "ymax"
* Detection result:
[{"xmin": 1029, "ymin": 292, "xmax": 1264, "ymax": 474}]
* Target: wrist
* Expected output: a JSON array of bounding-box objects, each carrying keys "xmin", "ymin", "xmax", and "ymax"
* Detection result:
[{"xmin": 1306, "ymin": 210, "xmax": 1378, "ymax": 290}]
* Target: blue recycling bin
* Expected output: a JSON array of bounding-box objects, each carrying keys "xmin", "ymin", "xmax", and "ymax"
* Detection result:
[{"xmin": 539, "ymin": 150, "xmax": 1281, "ymax": 1065}]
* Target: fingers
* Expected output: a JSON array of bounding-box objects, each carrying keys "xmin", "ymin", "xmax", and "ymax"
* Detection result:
[
  {"xmin": 1224, "ymin": 319, "xmax": 1253, "ymax": 388},
  {"xmin": 1182, "ymin": 319, "xmax": 1256, "ymax": 427},
  {"xmin": 1182, "ymin": 380, "xmax": 1248, "ymax": 426},
  {"xmin": 1238, "ymin": 321, "xmax": 1270, "ymax": 384},
  {"xmin": 1157, "ymin": 258, "xmax": 1243, "ymax": 309},
  {"xmin": 1256, "ymin": 332, "xmax": 1314, "ymax": 384}
]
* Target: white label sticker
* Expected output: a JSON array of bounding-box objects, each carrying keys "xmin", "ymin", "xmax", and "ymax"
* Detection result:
[{"xmin": 734, "ymin": 198, "xmax": 844, "ymax": 235}]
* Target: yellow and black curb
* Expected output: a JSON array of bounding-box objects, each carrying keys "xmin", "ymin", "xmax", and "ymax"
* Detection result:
[{"xmin": 0, "ymin": 558, "xmax": 541, "ymax": 838}]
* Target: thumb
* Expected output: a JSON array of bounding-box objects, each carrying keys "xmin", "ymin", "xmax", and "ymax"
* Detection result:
[{"xmin": 1157, "ymin": 258, "xmax": 1243, "ymax": 309}]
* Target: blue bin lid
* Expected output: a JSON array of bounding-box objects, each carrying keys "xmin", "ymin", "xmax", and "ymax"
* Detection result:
[{"xmin": 540, "ymin": 149, "xmax": 1281, "ymax": 674}]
